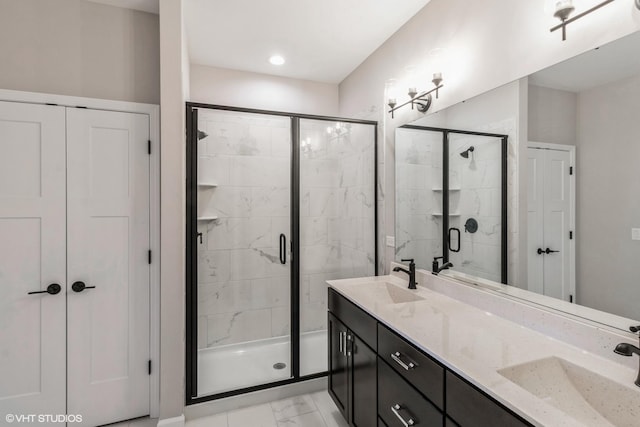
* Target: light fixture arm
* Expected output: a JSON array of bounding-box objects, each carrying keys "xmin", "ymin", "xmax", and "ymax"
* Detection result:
[
  {"xmin": 550, "ymin": 0, "xmax": 616, "ymax": 41},
  {"xmin": 388, "ymin": 84, "xmax": 443, "ymax": 116}
]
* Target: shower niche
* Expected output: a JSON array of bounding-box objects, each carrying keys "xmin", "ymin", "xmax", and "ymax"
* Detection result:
[
  {"xmin": 395, "ymin": 125, "xmax": 507, "ymax": 283},
  {"xmin": 186, "ymin": 104, "xmax": 377, "ymax": 403}
]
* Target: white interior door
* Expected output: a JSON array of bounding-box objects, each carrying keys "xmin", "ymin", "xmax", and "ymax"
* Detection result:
[
  {"xmin": 527, "ymin": 145, "xmax": 572, "ymax": 301},
  {"xmin": 527, "ymin": 147, "xmax": 545, "ymax": 294},
  {"xmin": 0, "ymin": 102, "xmax": 66, "ymax": 422},
  {"xmin": 542, "ymin": 149, "xmax": 571, "ymax": 300},
  {"xmin": 66, "ymin": 108, "xmax": 150, "ymax": 426}
]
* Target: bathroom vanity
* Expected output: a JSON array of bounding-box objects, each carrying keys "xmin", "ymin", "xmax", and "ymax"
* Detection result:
[{"xmin": 327, "ymin": 269, "xmax": 640, "ymax": 427}]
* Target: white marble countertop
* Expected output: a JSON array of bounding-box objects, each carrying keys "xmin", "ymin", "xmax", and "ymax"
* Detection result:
[{"xmin": 327, "ymin": 274, "xmax": 640, "ymax": 427}]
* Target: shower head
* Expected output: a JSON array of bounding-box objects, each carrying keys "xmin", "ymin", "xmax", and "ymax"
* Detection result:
[
  {"xmin": 197, "ymin": 130, "xmax": 209, "ymax": 140},
  {"xmin": 460, "ymin": 146, "xmax": 475, "ymax": 158}
]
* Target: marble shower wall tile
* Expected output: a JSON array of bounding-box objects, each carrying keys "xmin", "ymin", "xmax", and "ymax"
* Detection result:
[
  {"xmin": 198, "ymin": 113, "xmax": 376, "ymax": 347},
  {"xmin": 207, "ymin": 308, "xmax": 273, "ymax": 346}
]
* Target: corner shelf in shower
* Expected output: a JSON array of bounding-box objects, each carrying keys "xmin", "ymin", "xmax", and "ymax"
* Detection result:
[
  {"xmin": 198, "ymin": 182, "xmax": 218, "ymax": 188},
  {"xmin": 431, "ymin": 187, "xmax": 461, "ymax": 191},
  {"xmin": 431, "ymin": 212, "xmax": 461, "ymax": 217},
  {"xmin": 197, "ymin": 216, "xmax": 219, "ymax": 222}
]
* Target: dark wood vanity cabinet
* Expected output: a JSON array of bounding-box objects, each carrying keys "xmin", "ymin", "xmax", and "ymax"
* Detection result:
[
  {"xmin": 446, "ymin": 371, "xmax": 531, "ymax": 427},
  {"xmin": 328, "ymin": 288, "xmax": 533, "ymax": 427},
  {"xmin": 328, "ymin": 290, "xmax": 377, "ymax": 426}
]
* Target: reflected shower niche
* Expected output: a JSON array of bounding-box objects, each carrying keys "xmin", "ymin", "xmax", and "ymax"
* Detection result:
[{"xmin": 185, "ymin": 104, "xmax": 377, "ymax": 403}]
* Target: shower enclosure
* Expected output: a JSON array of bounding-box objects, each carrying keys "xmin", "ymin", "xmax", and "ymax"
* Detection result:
[
  {"xmin": 186, "ymin": 104, "xmax": 377, "ymax": 403},
  {"xmin": 395, "ymin": 125, "xmax": 507, "ymax": 283}
]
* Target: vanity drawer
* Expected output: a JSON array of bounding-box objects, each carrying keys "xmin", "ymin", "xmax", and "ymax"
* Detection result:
[
  {"xmin": 328, "ymin": 288, "xmax": 377, "ymax": 350},
  {"xmin": 378, "ymin": 323, "xmax": 444, "ymax": 409},
  {"xmin": 446, "ymin": 371, "xmax": 532, "ymax": 427},
  {"xmin": 378, "ymin": 358, "xmax": 443, "ymax": 427}
]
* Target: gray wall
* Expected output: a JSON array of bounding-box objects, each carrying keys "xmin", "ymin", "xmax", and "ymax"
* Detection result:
[
  {"xmin": 528, "ymin": 85, "xmax": 577, "ymax": 146},
  {"xmin": 576, "ymin": 73, "xmax": 640, "ymax": 320},
  {"xmin": 0, "ymin": 0, "xmax": 159, "ymax": 104}
]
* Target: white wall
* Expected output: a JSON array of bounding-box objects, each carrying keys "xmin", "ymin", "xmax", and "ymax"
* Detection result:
[
  {"xmin": 0, "ymin": 0, "xmax": 159, "ymax": 104},
  {"xmin": 337, "ymin": 0, "xmax": 640, "ymax": 274},
  {"xmin": 190, "ymin": 65, "xmax": 339, "ymax": 116},
  {"xmin": 576, "ymin": 72, "xmax": 640, "ymax": 320},
  {"xmin": 159, "ymin": 0, "xmax": 188, "ymax": 422}
]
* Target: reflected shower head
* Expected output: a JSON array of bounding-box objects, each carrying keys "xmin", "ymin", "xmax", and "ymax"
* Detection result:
[
  {"xmin": 197, "ymin": 130, "xmax": 209, "ymax": 140},
  {"xmin": 460, "ymin": 146, "xmax": 474, "ymax": 158}
]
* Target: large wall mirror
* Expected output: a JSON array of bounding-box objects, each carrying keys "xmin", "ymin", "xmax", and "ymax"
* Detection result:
[{"xmin": 395, "ymin": 30, "xmax": 640, "ymax": 329}]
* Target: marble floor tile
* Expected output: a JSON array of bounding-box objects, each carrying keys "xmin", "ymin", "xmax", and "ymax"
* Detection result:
[
  {"xmin": 186, "ymin": 413, "xmax": 228, "ymax": 427},
  {"xmin": 228, "ymin": 403, "xmax": 278, "ymax": 427},
  {"xmin": 276, "ymin": 411, "xmax": 327, "ymax": 427},
  {"xmin": 310, "ymin": 391, "xmax": 348, "ymax": 427},
  {"xmin": 270, "ymin": 395, "xmax": 317, "ymax": 421}
]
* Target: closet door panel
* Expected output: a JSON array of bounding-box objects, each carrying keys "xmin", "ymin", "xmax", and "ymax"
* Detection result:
[
  {"xmin": 66, "ymin": 108, "xmax": 150, "ymax": 426},
  {"xmin": 0, "ymin": 101, "xmax": 66, "ymax": 422}
]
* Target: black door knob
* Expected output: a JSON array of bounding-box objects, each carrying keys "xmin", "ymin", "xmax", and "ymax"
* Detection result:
[
  {"xmin": 545, "ymin": 248, "xmax": 560, "ymax": 254},
  {"xmin": 28, "ymin": 283, "xmax": 61, "ymax": 295},
  {"xmin": 537, "ymin": 248, "xmax": 544, "ymax": 255},
  {"xmin": 72, "ymin": 281, "xmax": 96, "ymax": 293}
]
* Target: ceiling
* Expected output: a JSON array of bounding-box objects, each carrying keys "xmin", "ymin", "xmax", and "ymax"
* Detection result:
[
  {"xmin": 184, "ymin": 0, "xmax": 430, "ymax": 84},
  {"xmin": 86, "ymin": 0, "xmax": 159, "ymax": 14},
  {"xmin": 529, "ymin": 31, "xmax": 640, "ymax": 93}
]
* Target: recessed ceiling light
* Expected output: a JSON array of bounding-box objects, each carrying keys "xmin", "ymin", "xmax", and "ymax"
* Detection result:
[{"xmin": 269, "ymin": 55, "xmax": 285, "ymax": 66}]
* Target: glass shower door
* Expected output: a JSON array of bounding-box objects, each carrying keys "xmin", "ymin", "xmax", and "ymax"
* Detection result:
[
  {"xmin": 195, "ymin": 108, "xmax": 292, "ymax": 396},
  {"xmin": 447, "ymin": 133, "xmax": 505, "ymax": 283},
  {"xmin": 298, "ymin": 118, "xmax": 376, "ymax": 376},
  {"xmin": 394, "ymin": 127, "xmax": 445, "ymax": 270}
]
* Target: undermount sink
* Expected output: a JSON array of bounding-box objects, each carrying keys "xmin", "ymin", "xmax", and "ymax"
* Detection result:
[
  {"xmin": 349, "ymin": 281, "xmax": 425, "ymax": 304},
  {"xmin": 498, "ymin": 357, "xmax": 640, "ymax": 426}
]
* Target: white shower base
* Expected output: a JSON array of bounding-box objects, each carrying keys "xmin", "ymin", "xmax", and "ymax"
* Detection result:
[{"xmin": 197, "ymin": 330, "xmax": 327, "ymax": 397}]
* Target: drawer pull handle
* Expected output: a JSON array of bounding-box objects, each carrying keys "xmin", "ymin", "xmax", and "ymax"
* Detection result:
[
  {"xmin": 391, "ymin": 404, "xmax": 415, "ymax": 427},
  {"xmin": 391, "ymin": 352, "xmax": 417, "ymax": 370}
]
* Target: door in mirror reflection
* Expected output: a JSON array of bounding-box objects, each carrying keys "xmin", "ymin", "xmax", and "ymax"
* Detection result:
[{"xmin": 527, "ymin": 144, "xmax": 574, "ymax": 301}]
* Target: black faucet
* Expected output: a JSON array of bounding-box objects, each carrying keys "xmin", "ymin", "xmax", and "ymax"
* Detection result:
[
  {"xmin": 432, "ymin": 256, "xmax": 453, "ymax": 275},
  {"xmin": 393, "ymin": 258, "xmax": 417, "ymax": 289},
  {"xmin": 614, "ymin": 326, "xmax": 640, "ymax": 387}
]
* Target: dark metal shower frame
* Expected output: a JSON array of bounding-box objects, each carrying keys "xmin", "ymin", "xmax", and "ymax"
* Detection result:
[
  {"xmin": 399, "ymin": 124, "xmax": 508, "ymax": 283},
  {"xmin": 185, "ymin": 102, "xmax": 378, "ymax": 406}
]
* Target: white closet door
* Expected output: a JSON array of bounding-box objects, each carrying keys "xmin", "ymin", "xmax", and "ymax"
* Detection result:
[
  {"xmin": 0, "ymin": 102, "xmax": 66, "ymax": 422},
  {"xmin": 543, "ymin": 149, "xmax": 571, "ymax": 300},
  {"xmin": 66, "ymin": 108, "xmax": 150, "ymax": 426},
  {"xmin": 527, "ymin": 147, "xmax": 545, "ymax": 294}
]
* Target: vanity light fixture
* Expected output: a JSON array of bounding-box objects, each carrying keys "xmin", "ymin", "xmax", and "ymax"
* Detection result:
[
  {"xmin": 388, "ymin": 73, "xmax": 444, "ymax": 119},
  {"xmin": 550, "ymin": 0, "xmax": 620, "ymax": 41}
]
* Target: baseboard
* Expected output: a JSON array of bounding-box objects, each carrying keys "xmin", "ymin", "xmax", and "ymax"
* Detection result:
[
  {"xmin": 156, "ymin": 414, "xmax": 185, "ymax": 427},
  {"xmin": 185, "ymin": 377, "xmax": 326, "ymax": 421}
]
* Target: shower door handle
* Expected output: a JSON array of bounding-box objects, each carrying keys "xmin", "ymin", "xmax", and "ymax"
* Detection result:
[
  {"xmin": 448, "ymin": 227, "xmax": 461, "ymax": 253},
  {"xmin": 279, "ymin": 234, "xmax": 286, "ymax": 264}
]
